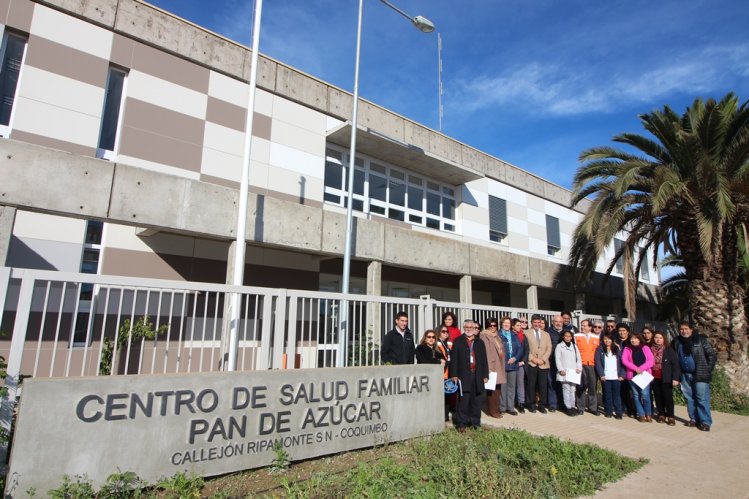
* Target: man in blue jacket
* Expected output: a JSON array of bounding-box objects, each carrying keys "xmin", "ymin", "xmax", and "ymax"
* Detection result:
[{"xmin": 673, "ymin": 321, "xmax": 717, "ymax": 431}]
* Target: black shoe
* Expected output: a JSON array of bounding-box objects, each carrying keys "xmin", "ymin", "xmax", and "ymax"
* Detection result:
[
  {"xmin": 578, "ymin": 409, "xmax": 585, "ymax": 416},
  {"xmin": 615, "ymin": 414, "xmax": 623, "ymax": 420},
  {"xmin": 590, "ymin": 410, "xmax": 599, "ymax": 416},
  {"xmin": 528, "ymin": 406, "xmax": 537, "ymax": 413},
  {"xmin": 506, "ymin": 410, "xmax": 518, "ymax": 416},
  {"xmin": 685, "ymin": 420, "xmax": 697, "ymax": 427},
  {"xmin": 567, "ymin": 409, "xmax": 576, "ymax": 417},
  {"xmin": 538, "ymin": 406, "xmax": 547, "ymax": 414},
  {"xmin": 549, "ymin": 407, "xmax": 557, "ymax": 413},
  {"xmin": 518, "ymin": 405, "xmax": 525, "ymax": 414},
  {"xmin": 699, "ymin": 423, "xmax": 710, "ymax": 432},
  {"xmin": 604, "ymin": 413, "xmax": 612, "ymax": 418}
]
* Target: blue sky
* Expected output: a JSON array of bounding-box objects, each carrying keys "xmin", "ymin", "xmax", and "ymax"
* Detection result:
[{"xmin": 148, "ymin": 0, "xmax": 748, "ymax": 190}]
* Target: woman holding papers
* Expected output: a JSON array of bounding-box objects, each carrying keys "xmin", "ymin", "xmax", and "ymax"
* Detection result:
[
  {"xmin": 480, "ymin": 318, "xmax": 506, "ymax": 418},
  {"xmin": 621, "ymin": 332, "xmax": 655, "ymax": 422},
  {"xmin": 554, "ymin": 330, "xmax": 583, "ymax": 417},
  {"xmin": 595, "ymin": 334, "xmax": 626, "ymax": 419}
]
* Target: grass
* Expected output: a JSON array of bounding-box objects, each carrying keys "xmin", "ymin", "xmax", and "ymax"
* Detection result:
[
  {"xmin": 38, "ymin": 428, "xmax": 646, "ymax": 498},
  {"xmin": 235, "ymin": 427, "xmax": 645, "ymax": 498}
]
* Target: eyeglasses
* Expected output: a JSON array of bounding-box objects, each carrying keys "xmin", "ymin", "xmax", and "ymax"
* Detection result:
[
  {"xmin": 594, "ymin": 325, "xmax": 603, "ymax": 329},
  {"xmin": 440, "ymin": 329, "xmax": 449, "ymax": 334},
  {"xmin": 426, "ymin": 335, "xmax": 436, "ymax": 339},
  {"xmin": 489, "ymin": 323, "xmax": 498, "ymax": 327}
]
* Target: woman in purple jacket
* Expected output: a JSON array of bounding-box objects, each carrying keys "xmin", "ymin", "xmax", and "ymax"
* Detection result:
[{"xmin": 621, "ymin": 332, "xmax": 655, "ymax": 422}]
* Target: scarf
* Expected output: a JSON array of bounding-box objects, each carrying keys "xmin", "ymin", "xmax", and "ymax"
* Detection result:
[
  {"xmin": 651, "ymin": 344, "xmax": 664, "ymax": 379},
  {"xmin": 501, "ymin": 330, "xmax": 513, "ymax": 357},
  {"xmin": 631, "ymin": 345, "xmax": 646, "ymax": 367}
]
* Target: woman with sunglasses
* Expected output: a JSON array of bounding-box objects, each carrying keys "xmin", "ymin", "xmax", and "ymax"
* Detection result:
[
  {"xmin": 416, "ymin": 330, "xmax": 447, "ymax": 367},
  {"xmin": 480, "ymin": 318, "xmax": 506, "ymax": 418}
]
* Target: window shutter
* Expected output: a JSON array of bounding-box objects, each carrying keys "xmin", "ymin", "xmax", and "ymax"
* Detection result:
[
  {"xmin": 546, "ymin": 215, "xmax": 560, "ymax": 249},
  {"xmin": 489, "ymin": 196, "xmax": 507, "ymax": 236}
]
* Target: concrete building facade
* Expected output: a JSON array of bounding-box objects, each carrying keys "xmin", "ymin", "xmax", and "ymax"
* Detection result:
[{"xmin": 0, "ymin": 0, "xmax": 658, "ymax": 319}]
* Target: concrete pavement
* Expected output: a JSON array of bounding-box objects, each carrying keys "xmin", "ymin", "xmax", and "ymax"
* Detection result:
[{"xmin": 480, "ymin": 406, "xmax": 749, "ymax": 498}]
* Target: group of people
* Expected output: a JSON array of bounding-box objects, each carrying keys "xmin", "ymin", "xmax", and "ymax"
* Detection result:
[{"xmin": 380, "ymin": 311, "xmax": 717, "ymax": 433}]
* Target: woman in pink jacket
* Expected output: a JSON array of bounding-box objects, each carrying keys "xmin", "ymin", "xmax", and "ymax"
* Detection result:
[{"xmin": 621, "ymin": 332, "xmax": 655, "ymax": 422}]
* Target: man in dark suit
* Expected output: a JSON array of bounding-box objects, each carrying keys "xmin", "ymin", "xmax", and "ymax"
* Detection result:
[{"xmin": 449, "ymin": 319, "xmax": 489, "ymax": 431}]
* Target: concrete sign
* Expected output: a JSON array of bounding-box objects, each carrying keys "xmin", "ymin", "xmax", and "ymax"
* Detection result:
[{"xmin": 6, "ymin": 365, "xmax": 443, "ymax": 495}]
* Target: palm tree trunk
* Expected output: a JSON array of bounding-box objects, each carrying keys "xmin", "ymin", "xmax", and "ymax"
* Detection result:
[{"xmin": 690, "ymin": 266, "xmax": 749, "ymax": 395}]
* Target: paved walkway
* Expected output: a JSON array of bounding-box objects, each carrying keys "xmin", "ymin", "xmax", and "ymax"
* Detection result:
[{"xmin": 479, "ymin": 406, "xmax": 749, "ymax": 498}]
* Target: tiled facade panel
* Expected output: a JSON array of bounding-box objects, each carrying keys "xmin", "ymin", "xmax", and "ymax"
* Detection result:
[
  {"xmin": 130, "ymin": 40, "xmax": 209, "ymax": 94},
  {"xmin": 0, "ymin": 0, "xmax": 34, "ymax": 32},
  {"xmin": 206, "ymin": 96, "xmax": 245, "ymax": 132},
  {"xmin": 200, "ymin": 121, "xmax": 244, "ymax": 183},
  {"xmin": 8, "ymin": 211, "xmax": 86, "ymax": 272},
  {"xmin": 12, "ymin": 66, "xmax": 104, "ymax": 148},
  {"xmin": 29, "ymin": 4, "xmax": 111, "ymax": 60},
  {"xmin": 127, "ymin": 70, "xmax": 207, "ymax": 120},
  {"xmin": 118, "ymin": 97, "xmax": 204, "ymax": 172}
]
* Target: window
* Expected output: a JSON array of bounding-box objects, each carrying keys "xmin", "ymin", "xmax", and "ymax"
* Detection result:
[
  {"xmin": 488, "ymin": 195, "xmax": 507, "ymax": 242},
  {"xmin": 96, "ymin": 66, "xmax": 127, "ymax": 160},
  {"xmin": 0, "ymin": 31, "xmax": 27, "ymax": 136},
  {"xmin": 323, "ymin": 146, "xmax": 457, "ymax": 232},
  {"xmin": 545, "ymin": 214, "xmax": 560, "ymax": 256},
  {"xmin": 614, "ymin": 238, "xmax": 625, "ymax": 273},
  {"xmin": 73, "ymin": 221, "xmax": 104, "ymax": 345},
  {"xmin": 640, "ymin": 251, "xmax": 650, "ymax": 281}
]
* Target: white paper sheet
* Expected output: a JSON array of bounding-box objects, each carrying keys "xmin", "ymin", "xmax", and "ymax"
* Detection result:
[
  {"xmin": 632, "ymin": 371, "xmax": 654, "ymax": 389},
  {"xmin": 564, "ymin": 369, "xmax": 582, "ymax": 385},
  {"xmin": 484, "ymin": 371, "xmax": 498, "ymax": 390}
]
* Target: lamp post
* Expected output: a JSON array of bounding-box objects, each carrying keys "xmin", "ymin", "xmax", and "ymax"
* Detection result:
[
  {"xmin": 338, "ymin": 0, "xmax": 435, "ymax": 366},
  {"xmin": 227, "ymin": 0, "xmax": 264, "ymax": 371}
]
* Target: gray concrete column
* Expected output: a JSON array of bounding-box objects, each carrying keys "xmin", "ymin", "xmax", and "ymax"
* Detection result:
[
  {"xmin": 459, "ymin": 275, "xmax": 473, "ymax": 304},
  {"xmin": 220, "ymin": 240, "xmax": 239, "ymax": 369},
  {"xmin": 366, "ymin": 261, "xmax": 382, "ymax": 349},
  {"xmin": 0, "ymin": 206, "xmax": 16, "ymax": 266},
  {"xmin": 575, "ymin": 292, "xmax": 586, "ymax": 312},
  {"xmin": 459, "ymin": 275, "xmax": 473, "ymax": 322},
  {"xmin": 526, "ymin": 285, "xmax": 539, "ymax": 310}
]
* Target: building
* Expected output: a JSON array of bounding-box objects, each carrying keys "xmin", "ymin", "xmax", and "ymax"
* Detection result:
[{"xmin": 0, "ymin": 0, "xmax": 659, "ymax": 324}]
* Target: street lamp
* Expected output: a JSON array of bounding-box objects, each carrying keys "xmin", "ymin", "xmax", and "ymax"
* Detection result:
[{"xmin": 338, "ymin": 0, "xmax": 435, "ymax": 366}]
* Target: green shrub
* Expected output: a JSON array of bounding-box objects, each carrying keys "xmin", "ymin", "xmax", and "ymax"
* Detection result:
[
  {"xmin": 674, "ymin": 366, "xmax": 749, "ymax": 415},
  {"xmin": 48, "ymin": 474, "xmax": 96, "ymax": 499}
]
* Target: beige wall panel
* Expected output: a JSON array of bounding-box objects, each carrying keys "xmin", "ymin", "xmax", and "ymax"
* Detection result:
[
  {"xmin": 12, "ymin": 95, "xmax": 101, "ymax": 148},
  {"xmin": 30, "ymin": 3, "xmax": 111, "ymax": 59},
  {"xmin": 207, "ymin": 70, "xmax": 248, "ymax": 108},
  {"xmin": 272, "ymin": 94, "xmax": 325, "ymax": 132},
  {"xmin": 110, "ymin": 32, "xmax": 134, "ymax": 68},
  {"xmin": 127, "ymin": 71, "xmax": 207, "ymax": 120},
  {"xmin": 121, "ymin": 98, "xmax": 204, "ymax": 145},
  {"xmin": 270, "ymin": 119, "xmax": 324, "ymax": 157},
  {"xmin": 254, "ymin": 87, "xmax": 274, "ymax": 117},
  {"xmin": 25, "ymin": 35, "xmax": 107, "ymax": 88},
  {"xmin": 12, "ymin": 210, "xmax": 85, "ymax": 242},
  {"xmin": 118, "ymin": 127, "xmax": 203, "ymax": 173},
  {"xmin": 268, "ymin": 142, "xmax": 324, "ymax": 180},
  {"xmin": 130, "ymin": 37, "xmax": 209, "ymax": 94},
  {"xmin": 249, "ymin": 136, "xmax": 270, "ymax": 165},
  {"xmin": 18, "ymin": 66, "xmax": 104, "ymax": 118},
  {"xmin": 201, "ymin": 147, "xmax": 242, "ymax": 184},
  {"xmin": 247, "ymin": 156, "xmax": 270, "ymax": 189},
  {"xmin": 206, "ymin": 96, "xmax": 245, "ymax": 132},
  {"xmin": 4, "ymin": 0, "xmax": 34, "ymax": 32},
  {"xmin": 202, "ymin": 121, "xmax": 243, "ymax": 157},
  {"xmin": 101, "ymin": 247, "xmax": 186, "ymax": 280},
  {"xmin": 9, "ymin": 129, "xmax": 96, "ymax": 157}
]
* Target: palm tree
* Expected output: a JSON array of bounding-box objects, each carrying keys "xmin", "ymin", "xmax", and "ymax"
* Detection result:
[{"xmin": 569, "ymin": 93, "xmax": 749, "ymax": 394}]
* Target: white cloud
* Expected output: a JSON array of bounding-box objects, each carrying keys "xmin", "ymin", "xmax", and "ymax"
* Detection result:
[{"xmin": 449, "ymin": 43, "xmax": 749, "ymax": 117}]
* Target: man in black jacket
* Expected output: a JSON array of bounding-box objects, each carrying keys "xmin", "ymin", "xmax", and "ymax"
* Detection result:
[
  {"xmin": 673, "ymin": 321, "xmax": 717, "ymax": 431},
  {"xmin": 449, "ymin": 320, "xmax": 489, "ymax": 431},
  {"xmin": 380, "ymin": 311, "xmax": 415, "ymax": 365}
]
